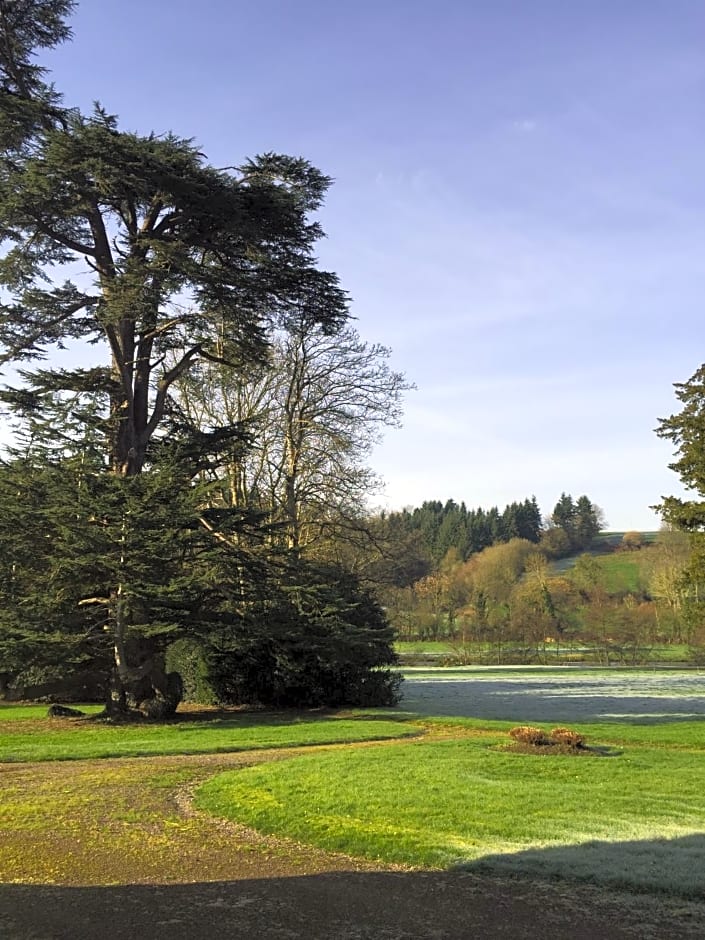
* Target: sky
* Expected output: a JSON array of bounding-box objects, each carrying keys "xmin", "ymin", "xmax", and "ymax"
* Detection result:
[{"xmin": 36, "ymin": 0, "xmax": 705, "ymax": 529}]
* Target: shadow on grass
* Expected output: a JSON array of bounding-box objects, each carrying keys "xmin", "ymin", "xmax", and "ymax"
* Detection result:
[
  {"xmin": 457, "ymin": 832, "xmax": 705, "ymax": 899},
  {"xmin": 110, "ymin": 708, "xmax": 419, "ymax": 730},
  {"xmin": 1, "ymin": 865, "xmax": 702, "ymax": 940}
]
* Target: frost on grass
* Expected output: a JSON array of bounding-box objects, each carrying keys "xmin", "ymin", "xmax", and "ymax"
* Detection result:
[{"xmin": 401, "ymin": 669, "xmax": 705, "ymax": 722}]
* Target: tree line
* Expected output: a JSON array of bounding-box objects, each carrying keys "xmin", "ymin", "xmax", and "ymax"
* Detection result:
[
  {"xmin": 372, "ymin": 492, "xmax": 603, "ymax": 574},
  {"xmin": 386, "ymin": 528, "xmax": 704, "ymax": 663}
]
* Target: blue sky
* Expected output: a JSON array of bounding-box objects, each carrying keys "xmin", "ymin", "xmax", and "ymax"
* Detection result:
[{"xmin": 41, "ymin": 0, "xmax": 705, "ymax": 529}]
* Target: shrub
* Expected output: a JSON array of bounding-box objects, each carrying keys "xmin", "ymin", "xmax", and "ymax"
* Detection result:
[
  {"xmin": 165, "ymin": 639, "xmax": 217, "ymax": 705},
  {"xmin": 621, "ymin": 531, "xmax": 644, "ymax": 551},
  {"xmin": 550, "ymin": 727, "xmax": 585, "ymax": 748},
  {"xmin": 204, "ymin": 564, "xmax": 402, "ymax": 708},
  {"xmin": 509, "ymin": 725, "xmax": 550, "ymax": 746},
  {"xmin": 508, "ymin": 725, "xmax": 587, "ymax": 751}
]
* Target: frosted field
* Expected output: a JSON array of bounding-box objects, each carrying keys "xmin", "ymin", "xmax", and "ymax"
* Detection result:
[{"xmin": 400, "ymin": 668, "xmax": 705, "ymax": 723}]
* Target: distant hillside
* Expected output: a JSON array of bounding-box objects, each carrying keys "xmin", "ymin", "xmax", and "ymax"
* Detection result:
[{"xmin": 549, "ymin": 531, "xmax": 659, "ymax": 593}]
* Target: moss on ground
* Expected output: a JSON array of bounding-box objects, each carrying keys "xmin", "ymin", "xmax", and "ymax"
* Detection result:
[{"xmin": 0, "ymin": 745, "xmax": 404, "ymax": 886}]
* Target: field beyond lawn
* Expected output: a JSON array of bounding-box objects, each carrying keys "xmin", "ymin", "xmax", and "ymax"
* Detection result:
[{"xmin": 399, "ymin": 667, "xmax": 705, "ymax": 723}]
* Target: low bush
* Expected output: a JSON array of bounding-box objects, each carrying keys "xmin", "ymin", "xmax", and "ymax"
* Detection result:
[
  {"xmin": 509, "ymin": 725, "xmax": 550, "ymax": 746},
  {"xmin": 550, "ymin": 727, "xmax": 585, "ymax": 748},
  {"xmin": 508, "ymin": 725, "xmax": 586, "ymax": 752},
  {"xmin": 205, "ymin": 564, "xmax": 401, "ymax": 708}
]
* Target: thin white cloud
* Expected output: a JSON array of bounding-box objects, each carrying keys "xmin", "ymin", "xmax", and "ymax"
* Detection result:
[{"xmin": 510, "ymin": 118, "xmax": 538, "ymax": 133}]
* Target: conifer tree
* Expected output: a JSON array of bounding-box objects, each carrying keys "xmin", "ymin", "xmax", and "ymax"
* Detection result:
[
  {"xmin": 656, "ymin": 364, "xmax": 705, "ymax": 595},
  {"xmin": 657, "ymin": 364, "xmax": 705, "ymax": 530},
  {"xmin": 0, "ymin": 1, "xmax": 364, "ymax": 710}
]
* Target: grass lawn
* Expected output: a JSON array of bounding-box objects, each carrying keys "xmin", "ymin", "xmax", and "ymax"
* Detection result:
[
  {"xmin": 549, "ymin": 536, "xmax": 656, "ymax": 589},
  {"xmin": 395, "ymin": 638, "xmax": 692, "ymax": 664},
  {"xmin": 0, "ymin": 704, "xmax": 105, "ymax": 721},
  {"xmin": 195, "ymin": 719, "xmax": 705, "ymax": 895},
  {"xmin": 0, "ymin": 707, "xmax": 420, "ymax": 762},
  {"xmin": 4, "ymin": 667, "xmax": 705, "ymax": 898}
]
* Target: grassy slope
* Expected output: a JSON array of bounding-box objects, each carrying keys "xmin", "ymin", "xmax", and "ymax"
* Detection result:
[
  {"xmin": 551, "ymin": 534, "xmax": 657, "ymax": 592},
  {"xmin": 593, "ymin": 552, "xmax": 646, "ymax": 593},
  {"xmin": 397, "ymin": 535, "xmax": 659, "ymax": 658}
]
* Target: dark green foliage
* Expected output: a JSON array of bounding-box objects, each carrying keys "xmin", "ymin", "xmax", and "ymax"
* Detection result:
[
  {"xmin": 204, "ymin": 564, "xmax": 401, "ymax": 708},
  {"xmin": 549, "ymin": 493, "xmax": 603, "ymax": 556},
  {"xmin": 656, "ymin": 364, "xmax": 705, "ymax": 594},
  {"xmin": 0, "ymin": 448, "xmax": 401, "ymax": 707},
  {"xmin": 0, "ymin": 0, "xmax": 347, "ymax": 481},
  {"xmin": 0, "ymin": 450, "xmax": 269, "ymax": 700},
  {"xmin": 551, "ymin": 493, "xmax": 576, "ymax": 535},
  {"xmin": 379, "ymin": 496, "xmax": 543, "ymax": 566},
  {"xmin": 165, "ymin": 638, "xmax": 217, "ymax": 706},
  {"xmin": 657, "ymin": 364, "xmax": 705, "ymax": 534}
]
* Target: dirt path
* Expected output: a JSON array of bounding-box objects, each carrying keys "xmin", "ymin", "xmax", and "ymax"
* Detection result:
[{"xmin": 1, "ymin": 743, "xmax": 704, "ymax": 938}]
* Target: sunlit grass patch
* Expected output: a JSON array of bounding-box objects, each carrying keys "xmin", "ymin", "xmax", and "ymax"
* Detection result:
[
  {"xmin": 0, "ymin": 703, "xmax": 104, "ymax": 721},
  {"xmin": 0, "ymin": 709, "xmax": 421, "ymax": 763},
  {"xmin": 594, "ymin": 553, "xmax": 645, "ymax": 593},
  {"xmin": 196, "ymin": 727, "xmax": 705, "ymax": 895}
]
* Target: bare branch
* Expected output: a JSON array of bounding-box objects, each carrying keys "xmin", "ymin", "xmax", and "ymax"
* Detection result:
[{"xmin": 143, "ymin": 344, "xmax": 203, "ymax": 441}]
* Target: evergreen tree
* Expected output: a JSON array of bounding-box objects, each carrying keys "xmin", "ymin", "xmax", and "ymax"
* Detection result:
[
  {"xmin": 204, "ymin": 562, "xmax": 401, "ymax": 708},
  {"xmin": 0, "ymin": 4, "xmax": 345, "ymax": 476},
  {"xmin": 501, "ymin": 503, "xmax": 521, "ymax": 540},
  {"xmin": 0, "ymin": 2, "xmax": 404, "ymax": 711},
  {"xmin": 549, "ymin": 493, "xmax": 602, "ymax": 553},
  {"xmin": 518, "ymin": 497, "xmax": 543, "ymax": 543},
  {"xmin": 0, "ymin": 446, "xmax": 270, "ymax": 711},
  {"xmin": 656, "ymin": 364, "xmax": 705, "ymax": 597},
  {"xmin": 574, "ymin": 495, "xmax": 602, "ymax": 547},
  {"xmin": 657, "ymin": 364, "xmax": 705, "ymax": 530},
  {"xmin": 551, "ymin": 493, "xmax": 577, "ymax": 541}
]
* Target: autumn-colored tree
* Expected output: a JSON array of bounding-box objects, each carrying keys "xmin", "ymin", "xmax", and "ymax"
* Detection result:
[
  {"xmin": 621, "ymin": 531, "xmax": 644, "ymax": 551},
  {"xmin": 645, "ymin": 528, "xmax": 694, "ymax": 642}
]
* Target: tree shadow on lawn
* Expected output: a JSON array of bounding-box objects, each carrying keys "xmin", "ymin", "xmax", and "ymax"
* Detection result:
[
  {"xmin": 156, "ymin": 708, "xmax": 418, "ymax": 729},
  {"xmin": 458, "ymin": 832, "xmax": 705, "ymax": 899},
  {"xmin": 2, "ymin": 862, "xmax": 704, "ymax": 940}
]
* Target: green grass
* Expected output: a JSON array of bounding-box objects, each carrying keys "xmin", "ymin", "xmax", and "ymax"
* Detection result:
[
  {"xmin": 397, "ymin": 639, "xmax": 691, "ymax": 664},
  {"xmin": 0, "ymin": 709, "xmax": 420, "ymax": 762},
  {"xmin": 552, "ymin": 550, "xmax": 645, "ymax": 590},
  {"xmin": 196, "ymin": 719, "xmax": 705, "ymax": 895},
  {"xmin": 395, "ymin": 641, "xmax": 455, "ymax": 654},
  {"xmin": 413, "ymin": 715, "xmax": 705, "ymax": 749},
  {"xmin": 594, "ymin": 553, "xmax": 646, "ymax": 594},
  {"xmin": 550, "ymin": 533, "xmax": 657, "ymax": 585},
  {"xmin": 653, "ymin": 644, "xmax": 693, "ymax": 661},
  {"xmin": 0, "ymin": 703, "xmax": 105, "ymax": 721}
]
